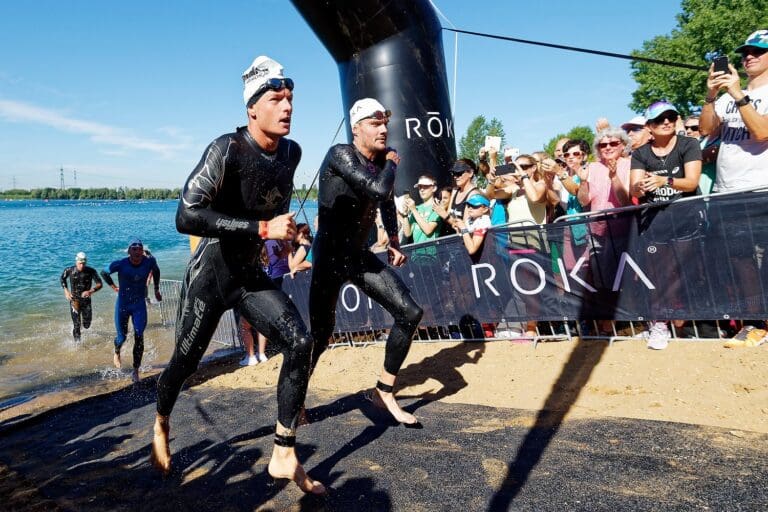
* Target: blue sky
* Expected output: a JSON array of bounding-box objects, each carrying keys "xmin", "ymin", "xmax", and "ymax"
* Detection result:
[{"xmin": 0, "ymin": 1, "xmax": 684, "ymax": 190}]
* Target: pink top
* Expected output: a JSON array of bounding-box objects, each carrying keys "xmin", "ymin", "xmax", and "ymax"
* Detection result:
[{"xmin": 585, "ymin": 157, "xmax": 631, "ymax": 237}]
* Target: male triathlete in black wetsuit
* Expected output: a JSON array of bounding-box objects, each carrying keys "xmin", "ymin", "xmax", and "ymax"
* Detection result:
[
  {"xmin": 60, "ymin": 251, "xmax": 102, "ymax": 342},
  {"xmin": 310, "ymin": 98, "xmax": 423, "ymax": 427},
  {"xmin": 151, "ymin": 56, "xmax": 324, "ymax": 495}
]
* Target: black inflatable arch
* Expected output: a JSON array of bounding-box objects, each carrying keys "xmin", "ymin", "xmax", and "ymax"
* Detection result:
[{"xmin": 291, "ymin": 0, "xmax": 457, "ymax": 194}]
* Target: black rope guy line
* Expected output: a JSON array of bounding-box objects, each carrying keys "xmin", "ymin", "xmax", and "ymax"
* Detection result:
[
  {"xmin": 443, "ymin": 27, "xmax": 708, "ymax": 72},
  {"xmin": 295, "ymin": 117, "xmax": 345, "ymax": 234}
]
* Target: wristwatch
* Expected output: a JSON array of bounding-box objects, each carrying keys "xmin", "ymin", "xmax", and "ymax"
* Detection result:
[
  {"xmin": 734, "ymin": 95, "xmax": 751, "ymax": 108},
  {"xmin": 667, "ymin": 177, "xmax": 675, "ymax": 188}
]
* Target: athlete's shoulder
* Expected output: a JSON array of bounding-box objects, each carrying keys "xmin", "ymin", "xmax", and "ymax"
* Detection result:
[
  {"xmin": 209, "ymin": 130, "xmax": 240, "ymax": 149},
  {"xmin": 327, "ymin": 143, "xmax": 357, "ymax": 160}
]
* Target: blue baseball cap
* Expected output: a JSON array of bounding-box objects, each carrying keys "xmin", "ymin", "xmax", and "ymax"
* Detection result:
[
  {"xmin": 644, "ymin": 101, "xmax": 678, "ymax": 123},
  {"xmin": 735, "ymin": 29, "xmax": 768, "ymax": 53},
  {"xmin": 466, "ymin": 194, "xmax": 490, "ymax": 208}
]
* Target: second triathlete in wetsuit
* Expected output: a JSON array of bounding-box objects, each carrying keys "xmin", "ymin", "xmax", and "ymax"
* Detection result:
[
  {"xmin": 310, "ymin": 98, "xmax": 423, "ymax": 427},
  {"xmin": 151, "ymin": 56, "xmax": 324, "ymax": 495},
  {"xmin": 101, "ymin": 238, "xmax": 161, "ymax": 379},
  {"xmin": 60, "ymin": 251, "xmax": 102, "ymax": 342}
]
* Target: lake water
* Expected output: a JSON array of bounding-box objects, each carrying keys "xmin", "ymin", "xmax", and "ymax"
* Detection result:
[{"xmin": 0, "ymin": 199, "xmax": 317, "ymax": 404}]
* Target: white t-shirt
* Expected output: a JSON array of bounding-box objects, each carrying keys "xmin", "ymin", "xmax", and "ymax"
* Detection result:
[
  {"xmin": 714, "ymin": 83, "xmax": 768, "ymax": 192},
  {"xmin": 467, "ymin": 214, "xmax": 491, "ymax": 236}
]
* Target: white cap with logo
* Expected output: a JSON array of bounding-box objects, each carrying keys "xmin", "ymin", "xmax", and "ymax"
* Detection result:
[
  {"xmin": 242, "ymin": 56, "xmax": 286, "ymax": 106},
  {"xmin": 349, "ymin": 98, "xmax": 390, "ymax": 128}
]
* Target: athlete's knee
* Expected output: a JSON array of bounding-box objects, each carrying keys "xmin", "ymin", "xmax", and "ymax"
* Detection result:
[
  {"xmin": 292, "ymin": 332, "xmax": 314, "ymax": 358},
  {"xmin": 396, "ymin": 302, "xmax": 423, "ymax": 328}
]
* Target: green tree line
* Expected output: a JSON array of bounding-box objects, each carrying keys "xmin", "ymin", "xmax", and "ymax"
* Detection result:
[
  {"xmin": 0, "ymin": 186, "xmax": 319, "ymax": 201},
  {"xmin": 0, "ymin": 187, "xmax": 181, "ymax": 200}
]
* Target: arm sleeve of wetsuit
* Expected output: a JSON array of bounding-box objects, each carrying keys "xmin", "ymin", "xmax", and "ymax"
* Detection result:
[
  {"xmin": 380, "ymin": 198, "xmax": 399, "ymax": 242},
  {"xmin": 150, "ymin": 259, "xmax": 160, "ymax": 290},
  {"xmin": 60, "ymin": 268, "xmax": 69, "ymax": 288},
  {"xmin": 176, "ymin": 137, "xmax": 262, "ymax": 239},
  {"xmin": 91, "ymin": 268, "xmax": 103, "ymax": 288},
  {"xmin": 328, "ymin": 144, "xmax": 397, "ymax": 201},
  {"xmin": 100, "ymin": 261, "xmax": 118, "ymax": 288}
]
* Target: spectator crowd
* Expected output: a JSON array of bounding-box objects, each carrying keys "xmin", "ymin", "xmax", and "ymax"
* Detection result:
[{"xmin": 261, "ymin": 29, "xmax": 768, "ymax": 352}]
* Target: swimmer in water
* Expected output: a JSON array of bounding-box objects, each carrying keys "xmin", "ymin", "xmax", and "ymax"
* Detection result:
[
  {"xmin": 150, "ymin": 56, "xmax": 325, "ymax": 495},
  {"xmin": 101, "ymin": 238, "xmax": 161, "ymax": 383},
  {"xmin": 309, "ymin": 98, "xmax": 424, "ymax": 427},
  {"xmin": 60, "ymin": 251, "xmax": 103, "ymax": 343}
]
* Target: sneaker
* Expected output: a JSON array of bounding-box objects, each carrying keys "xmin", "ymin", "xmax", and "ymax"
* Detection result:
[
  {"xmin": 496, "ymin": 329, "xmax": 522, "ymax": 339},
  {"xmin": 257, "ymin": 353, "xmax": 269, "ymax": 363},
  {"xmin": 239, "ymin": 355, "xmax": 259, "ymax": 366},
  {"xmin": 646, "ymin": 322, "xmax": 670, "ymax": 350},
  {"xmin": 723, "ymin": 326, "xmax": 768, "ymax": 348}
]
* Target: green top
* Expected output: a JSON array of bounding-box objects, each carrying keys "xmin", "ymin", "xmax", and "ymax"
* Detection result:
[{"xmin": 408, "ymin": 202, "xmax": 442, "ymax": 261}]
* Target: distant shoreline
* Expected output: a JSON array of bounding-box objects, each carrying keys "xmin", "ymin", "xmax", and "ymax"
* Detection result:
[{"xmin": 0, "ymin": 188, "xmax": 319, "ymax": 201}]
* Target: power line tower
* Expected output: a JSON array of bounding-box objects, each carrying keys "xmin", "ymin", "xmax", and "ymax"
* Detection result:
[
  {"xmin": 59, "ymin": 166, "xmax": 65, "ymax": 190},
  {"xmin": 73, "ymin": 169, "xmax": 77, "ymax": 187}
]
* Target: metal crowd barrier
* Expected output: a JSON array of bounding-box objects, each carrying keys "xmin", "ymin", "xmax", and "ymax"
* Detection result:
[
  {"xmin": 157, "ymin": 279, "xmax": 240, "ymax": 349},
  {"xmin": 155, "ymin": 186, "xmax": 768, "ymax": 351}
]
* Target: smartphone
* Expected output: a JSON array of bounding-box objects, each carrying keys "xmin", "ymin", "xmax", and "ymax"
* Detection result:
[
  {"xmin": 494, "ymin": 164, "xmax": 517, "ymax": 176},
  {"xmin": 713, "ymin": 55, "xmax": 730, "ymax": 75}
]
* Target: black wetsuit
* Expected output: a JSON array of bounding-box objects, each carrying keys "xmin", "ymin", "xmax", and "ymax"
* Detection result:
[
  {"xmin": 156, "ymin": 127, "xmax": 312, "ymax": 429},
  {"xmin": 60, "ymin": 265, "xmax": 102, "ymax": 341},
  {"xmin": 309, "ymin": 144, "xmax": 423, "ymax": 375}
]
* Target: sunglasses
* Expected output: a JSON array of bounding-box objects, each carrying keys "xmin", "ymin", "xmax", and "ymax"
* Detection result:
[
  {"xmin": 685, "ymin": 125, "xmax": 700, "ymax": 131},
  {"xmin": 597, "ymin": 140, "xmax": 622, "ymax": 149},
  {"xmin": 564, "ymin": 151, "xmax": 583, "ymax": 158},
  {"xmin": 129, "ymin": 244, "xmax": 143, "ymax": 249},
  {"xmin": 518, "ymin": 162, "xmax": 537, "ymax": 171},
  {"xmin": 650, "ymin": 112, "xmax": 679, "ymax": 125},
  {"xmin": 365, "ymin": 109, "xmax": 392, "ymax": 121},
  {"xmin": 740, "ymin": 47, "xmax": 768, "ymax": 58},
  {"xmin": 626, "ymin": 126, "xmax": 644, "ymax": 133},
  {"xmin": 417, "ymin": 184, "xmax": 435, "ymax": 189}
]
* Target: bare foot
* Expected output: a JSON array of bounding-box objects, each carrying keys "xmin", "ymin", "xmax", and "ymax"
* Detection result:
[
  {"xmin": 113, "ymin": 352, "xmax": 121, "ymax": 369},
  {"xmin": 371, "ymin": 387, "xmax": 419, "ymax": 426},
  {"xmin": 268, "ymin": 446, "xmax": 326, "ymax": 495},
  {"xmin": 151, "ymin": 415, "xmax": 171, "ymax": 476}
]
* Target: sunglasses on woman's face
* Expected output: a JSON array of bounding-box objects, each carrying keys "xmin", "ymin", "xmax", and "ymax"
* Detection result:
[
  {"xmin": 518, "ymin": 162, "xmax": 537, "ymax": 171},
  {"xmin": 597, "ymin": 140, "xmax": 622, "ymax": 149},
  {"xmin": 740, "ymin": 47, "xmax": 768, "ymax": 58},
  {"xmin": 650, "ymin": 112, "xmax": 679, "ymax": 125},
  {"xmin": 564, "ymin": 151, "xmax": 583, "ymax": 158}
]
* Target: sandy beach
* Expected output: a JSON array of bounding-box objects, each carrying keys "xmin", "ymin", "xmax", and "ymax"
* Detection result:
[{"xmin": 5, "ymin": 337, "xmax": 766, "ymax": 434}]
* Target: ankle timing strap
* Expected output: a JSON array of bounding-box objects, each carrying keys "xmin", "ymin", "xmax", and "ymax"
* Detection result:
[
  {"xmin": 274, "ymin": 433, "xmax": 296, "ymax": 447},
  {"xmin": 376, "ymin": 380, "xmax": 394, "ymax": 393}
]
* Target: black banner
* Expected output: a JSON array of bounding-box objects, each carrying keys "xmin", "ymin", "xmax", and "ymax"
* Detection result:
[{"xmin": 282, "ymin": 191, "xmax": 768, "ymax": 331}]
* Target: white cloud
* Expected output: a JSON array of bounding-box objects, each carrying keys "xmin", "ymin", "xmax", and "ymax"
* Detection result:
[{"xmin": 0, "ymin": 98, "xmax": 189, "ymax": 158}]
